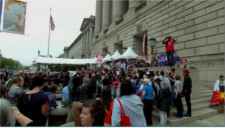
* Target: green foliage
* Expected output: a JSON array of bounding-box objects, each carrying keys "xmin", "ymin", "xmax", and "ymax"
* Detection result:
[
  {"xmin": 0, "ymin": 55, "xmax": 23, "ymax": 70},
  {"xmin": 23, "ymin": 66, "xmax": 30, "ymax": 70}
]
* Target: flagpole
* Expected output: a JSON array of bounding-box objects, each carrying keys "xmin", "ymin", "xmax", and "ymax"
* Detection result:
[{"xmin": 47, "ymin": 8, "xmax": 52, "ymax": 57}]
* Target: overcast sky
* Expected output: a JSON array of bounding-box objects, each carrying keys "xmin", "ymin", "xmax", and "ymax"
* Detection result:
[{"xmin": 0, "ymin": 0, "xmax": 96, "ymax": 66}]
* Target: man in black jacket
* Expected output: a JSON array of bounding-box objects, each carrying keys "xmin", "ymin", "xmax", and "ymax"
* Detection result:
[{"xmin": 182, "ymin": 69, "xmax": 192, "ymax": 117}]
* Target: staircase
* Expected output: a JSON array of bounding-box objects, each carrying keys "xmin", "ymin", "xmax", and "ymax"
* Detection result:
[{"xmin": 152, "ymin": 86, "xmax": 224, "ymax": 126}]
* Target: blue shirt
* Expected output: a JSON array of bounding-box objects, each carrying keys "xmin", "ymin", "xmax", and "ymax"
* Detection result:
[
  {"xmin": 142, "ymin": 85, "xmax": 154, "ymax": 100},
  {"xmin": 120, "ymin": 63, "xmax": 126, "ymax": 69},
  {"xmin": 132, "ymin": 84, "xmax": 137, "ymax": 94},
  {"xmin": 62, "ymin": 86, "xmax": 69, "ymax": 101}
]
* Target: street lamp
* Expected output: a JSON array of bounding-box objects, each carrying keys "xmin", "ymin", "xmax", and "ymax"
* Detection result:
[
  {"xmin": 122, "ymin": 46, "xmax": 127, "ymax": 54},
  {"xmin": 38, "ymin": 50, "xmax": 40, "ymax": 57},
  {"xmin": 148, "ymin": 35, "xmax": 157, "ymax": 57}
]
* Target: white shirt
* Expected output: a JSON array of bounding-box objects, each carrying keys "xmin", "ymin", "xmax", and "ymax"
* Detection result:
[
  {"xmin": 214, "ymin": 80, "xmax": 225, "ymax": 91},
  {"xmin": 174, "ymin": 80, "xmax": 182, "ymax": 93}
]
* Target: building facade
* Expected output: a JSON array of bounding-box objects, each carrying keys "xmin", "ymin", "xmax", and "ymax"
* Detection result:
[
  {"xmin": 61, "ymin": 0, "xmax": 224, "ymax": 89},
  {"xmin": 60, "ymin": 16, "xmax": 95, "ymax": 59}
]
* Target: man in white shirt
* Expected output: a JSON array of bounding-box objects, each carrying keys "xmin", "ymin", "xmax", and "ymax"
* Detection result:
[{"xmin": 214, "ymin": 75, "xmax": 225, "ymax": 92}]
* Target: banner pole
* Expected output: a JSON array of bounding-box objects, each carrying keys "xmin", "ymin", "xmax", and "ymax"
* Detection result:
[{"xmin": 47, "ymin": 8, "xmax": 52, "ymax": 57}]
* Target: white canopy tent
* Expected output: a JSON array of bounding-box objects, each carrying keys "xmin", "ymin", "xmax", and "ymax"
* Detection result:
[
  {"xmin": 111, "ymin": 50, "xmax": 122, "ymax": 60},
  {"xmin": 120, "ymin": 47, "xmax": 138, "ymax": 59},
  {"xmin": 103, "ymin": 54, "xmax": 111, "ymax": 62},
  {"xmin": 35, "ymin": 57, "xmax": 97, "ymax": 65}
]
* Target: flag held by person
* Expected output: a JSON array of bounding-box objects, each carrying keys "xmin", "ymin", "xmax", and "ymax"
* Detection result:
[
  {"xmin": 142, "ymin": 34, "xmax": 148, "ymax": 59},
  {"xmin": 211, "ymin": 91, "xmax": 224, "ymax": 104},
  {"xmin": 50, "ymin": 15, "xmax": 55, "ymax": 31}
]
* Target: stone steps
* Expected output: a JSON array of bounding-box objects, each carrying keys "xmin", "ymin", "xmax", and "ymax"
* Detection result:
[
  {"xmin": 182, "ymin": 96, "xmax": 211, "ymax": 106},
  {"xmin": 151, "ymin": 85, "xmax": 222, "ymax": 126},
  {"xmin": 200, "ymin": 90, "xmax": 213, "ymax": 93},
  {"xmin": 169, "ymin": 108, "xmax": 220, "ymax": 126},
  {"xmin": 153, "ymin": 102, "xmax": 211, "ymax": 118},
  {"xmin": 152, "ymin": 107, "xmax": 220, "ymax": 126},
  {"xmin": 199, "ymin": 87, "xmax": 212, "ymax": 91},
  {"xmin": 179, "ymin": 102, "xmax": 210, "ymax": 112},
  {"xmin": 200, "ymin": 93, "xmax": 213, "ymax": 97}
]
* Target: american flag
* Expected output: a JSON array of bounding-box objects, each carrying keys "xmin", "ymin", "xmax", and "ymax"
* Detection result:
[{"xmin": 50, "ymin": 15, "xmax": 55, "ymax": 31}]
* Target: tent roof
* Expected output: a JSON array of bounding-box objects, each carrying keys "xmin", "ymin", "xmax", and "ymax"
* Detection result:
[
  {"xmin": 120, "ymin": 47, "xmax": 138, "ymax": 59},
  {"xmin": 111, "ymin": 50, "xmax": 122, "ymax": 60},
  {"xmin": 35, "ymin": 57, "xmax": 97, "ymax": 65},
  {"xmin": 103, "ymin": 54, "xmax": 111, "ymax": 62}
]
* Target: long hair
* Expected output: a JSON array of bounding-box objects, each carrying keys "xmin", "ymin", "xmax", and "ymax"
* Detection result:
[
  {"xmin": 7, "ymin": 76, "xmax": 23, "ymax": 89},
  {"xmin": 101, "ymin": 88, "xmax": 112, "ymax": 111},
  {"xmin": 72, "ymin": 75, "xmax": 82, "ymax": 92},
  {"xmin": 89, "ymin": 79, "xmax": 97, "ymax": 93},
  {"xmin": 6, "ymin": 76, "xmax": 23, "ymax": 97},
  {"xmin": 83, "ymin": 100, "xmax": 105, "ymax": 126}
]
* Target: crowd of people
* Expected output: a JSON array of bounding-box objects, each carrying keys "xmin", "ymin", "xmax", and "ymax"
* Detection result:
[
  {"xmin": 1, "ymin": 33, "xmax": 223, "ymax": 127},
  {"xmin": 0, "ymin": 64, "xmax": 200, "ymax": 127}
]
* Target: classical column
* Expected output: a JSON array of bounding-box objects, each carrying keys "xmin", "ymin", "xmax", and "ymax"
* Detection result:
[
  {"xmin": 82, "ymin": 34, "xmax": 85, "ymax": 54},
  {"xmin": 129, "ymin": 0, "xmax": 143, "ymax": 9},
  {"xmin": 89, "ymin": 27, "xmax": 93, "ymax": 51},
  {"xmin": 102, "ymin": 0, "xmax": 112, "ymax": 32},
  {"xmin": 112, "ymin": 0, "xmax": 128, "ymax": 22},
  {"xmin": 94, "ymin": 0, "xmax": 103, "ymax": 36},
  {"xmin": 83, "ymin": 32, "xmax": 86, "ymax": 55},
  {"xmin": 86, "ymin": 30, "xmax": 89, "ymax": 53},
  {"xmin": 84, "ymin": 31, "xmax": 88, "ymax": 53}
]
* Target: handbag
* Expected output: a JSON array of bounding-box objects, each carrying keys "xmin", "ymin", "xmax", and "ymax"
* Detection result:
[
  {"xmin": 104, "ymin": 101, "xmax": 114, "ymax": 125},
  {"xmin": 117, "ymin": 99, "xmax": 131, "ymax": 126}
]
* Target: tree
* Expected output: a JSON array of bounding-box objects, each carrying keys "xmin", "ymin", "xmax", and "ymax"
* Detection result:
[{"xmin": 0, "ymin": 55, "xmax": 23, "ymax": 70}]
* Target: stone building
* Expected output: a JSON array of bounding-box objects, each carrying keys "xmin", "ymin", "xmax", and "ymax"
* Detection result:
[
  {"xmin": 91, "ymin": 0, "xmax": 224, "ymax": 89},
  {"xmin": 61, "ymin": 0, "xmax": 224, "ymax": 89},
  {"xmin": 61, "ymin": 16, "xmax": 95, "ymax": 59}
]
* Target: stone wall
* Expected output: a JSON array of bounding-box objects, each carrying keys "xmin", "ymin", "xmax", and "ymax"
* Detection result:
[
  {"xmin": 92, "ymin": 0, "xmax": 225, "ymax": 89},
  {"xmin": 68, "ymin": 36, "xmax": 82, "ymax": 59}
]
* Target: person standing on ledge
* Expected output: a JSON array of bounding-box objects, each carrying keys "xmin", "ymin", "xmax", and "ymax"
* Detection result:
[
  {"xmin": 162, "ymin": 36, "xmax": 176, "ymax": 67},
  {"xmin": 182, "ymin": 69, "xmax": 192, "ymax": 117}
]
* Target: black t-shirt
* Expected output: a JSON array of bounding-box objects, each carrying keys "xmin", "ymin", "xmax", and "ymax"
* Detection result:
[
  {"xmin": 183, "ymin": 75, "xmax": 192, "ymax": 91},
  {"xmin": 169, "ymin": 73, "xmax": 175, "ymax": 86},
  {"xmin": 20, "ymin": 91, "xmax": 49, "ymax": 126}
]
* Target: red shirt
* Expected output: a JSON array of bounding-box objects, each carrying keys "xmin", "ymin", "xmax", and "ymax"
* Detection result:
[
  {"xmin": 163, "ymin": 39, "xmax": 175, "ymax": 51},
  {"xmin": 114, "ymin": 78, "xmax": 120, "ymax": 89}
]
